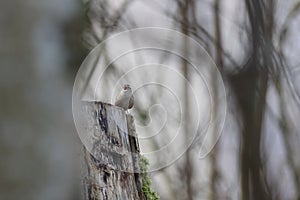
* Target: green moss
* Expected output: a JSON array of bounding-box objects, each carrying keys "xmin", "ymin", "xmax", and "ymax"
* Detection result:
[{"xmin": 140, "ymin": 156, "xmax": 159, "ymax": 200}]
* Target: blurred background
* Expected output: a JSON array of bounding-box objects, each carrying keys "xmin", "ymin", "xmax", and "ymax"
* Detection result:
[
  {"xmin": 0, "ymin": 0, "xmax": 86, "ymax": 199},
  {"xmin": 1, "ymin": 0, "xmax": 300, "ymax": 200}
]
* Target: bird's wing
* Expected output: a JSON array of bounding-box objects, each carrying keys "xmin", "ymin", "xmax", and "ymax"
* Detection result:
[{"xmin": 128, "ymin": 95, "xmax": 134, "ymax": 109}]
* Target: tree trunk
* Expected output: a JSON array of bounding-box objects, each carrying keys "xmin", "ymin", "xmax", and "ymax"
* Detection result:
[{"xmin": 82, "ymin": 102, "xmax": 145, "ymax": 200}]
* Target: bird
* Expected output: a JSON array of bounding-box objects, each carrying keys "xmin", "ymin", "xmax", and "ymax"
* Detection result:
[{"xmin": 114, "ymin": 84, "xmax": 134, "ymax": 111}]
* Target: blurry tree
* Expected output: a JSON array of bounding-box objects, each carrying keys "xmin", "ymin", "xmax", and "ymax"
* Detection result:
[
  {"xmin": 0, "ymin": 0, "xmax": 87, "ymax": 199},
  {"xmin": 81, "ymin": 0, "xmax": 300, "ymax": 199}
]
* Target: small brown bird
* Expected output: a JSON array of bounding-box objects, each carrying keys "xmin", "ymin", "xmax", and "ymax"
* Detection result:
[{"xmin": 115, "ymin": 84, "xmax": 134, "ymax": 111}]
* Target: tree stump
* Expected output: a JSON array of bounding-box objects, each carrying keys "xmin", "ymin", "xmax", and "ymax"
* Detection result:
[{"xmin": 82, "ymin": 102, "xmax": 144, "ymax": 200}]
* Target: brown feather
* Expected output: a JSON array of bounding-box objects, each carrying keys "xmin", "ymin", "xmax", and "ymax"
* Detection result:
[{"xmin": 128, "ymin": 95, "xmax": 134, "ymax": 109}]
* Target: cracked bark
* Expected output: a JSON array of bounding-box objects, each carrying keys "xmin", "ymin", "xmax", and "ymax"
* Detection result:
[{"xmin": 82, "ymin": 102, "xmax": 145, "ymax": 200}]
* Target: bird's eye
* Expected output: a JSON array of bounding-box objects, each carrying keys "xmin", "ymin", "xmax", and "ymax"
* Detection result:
[{"xmin": 123, "ymin": 85, "xmax": 130, "ymax": 90}]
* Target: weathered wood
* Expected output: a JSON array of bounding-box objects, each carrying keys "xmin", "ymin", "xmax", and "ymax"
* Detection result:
[{"xmin": 82, "ymin": 102, "xmax": 144, "ymax": 200}]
